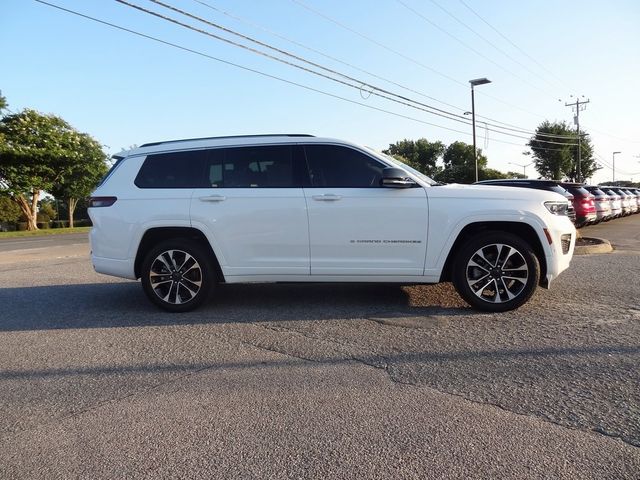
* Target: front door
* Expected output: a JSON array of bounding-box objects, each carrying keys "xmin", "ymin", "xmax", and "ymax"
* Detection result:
[{"xmin": 303, "ymin": 144, "xmax": 428, "ymax": 276}]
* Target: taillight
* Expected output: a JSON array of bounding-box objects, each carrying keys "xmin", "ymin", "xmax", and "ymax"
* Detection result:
[{"xmin": 88, "ymin": 196, "xmax": 117, "ymax": 208}]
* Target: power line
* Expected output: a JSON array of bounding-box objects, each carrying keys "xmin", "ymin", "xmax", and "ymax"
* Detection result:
[
  {"xmin": 393, "ymin": 0, "xmax": 558, "ymax": 98},
  {"xmin": 427, "ymin": 0, "xmax": 562, "ymax": 92},
  {"xmin": 32, "ymin": 0, "xmax": 579, "ymax": 156},
  {"xmin": 190, "ymin": 0, "xmax": 470, "ymax": 114},
  {"xmin": 289, "ymin": 0, "xmax": 467, "ymax": 88},
  {"xmin": 142, "ymin": 0, "xmax": 477, "ymax": 126},
  {"xmin": 191, "ymin": 1, "xmax": 579, "ymax": 141},
  {"xmin": 581, "ymin": 125, "xmax": 640, "ymax": 144},
  {"xmin": 289, "ymin": 0, "xmax": 552, "ymax": 122},
  {"xmin": 192, "ymin": 0, "xmax": 566, "ymax": 137},
  {"xmin": 457, "ymin": 0, "xmax": 572, "ymax": 92},
  {"xmin": 594, "ymin": 152, "xmax": 638, "ymax": 176},
  {"xmin": 119, "ymin": 0, "xmax": 483, "ymax": 130},
  {"xmin": 30, "ymin": 0, "xmax": 533, "ymax": 149},
  {"xmin": 123, "ymin": 0, "xmax": 577, "ymax": 146}
]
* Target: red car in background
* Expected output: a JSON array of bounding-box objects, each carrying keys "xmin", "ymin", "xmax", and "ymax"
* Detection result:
[{"xmin": 560, "ymin": 183, "xmax": 597, "ymax": 228}]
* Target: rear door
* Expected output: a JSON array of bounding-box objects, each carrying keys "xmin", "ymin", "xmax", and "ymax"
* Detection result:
[{"xmin": 190, "ymin": 145, "xmax": 311, "ymax": 277}]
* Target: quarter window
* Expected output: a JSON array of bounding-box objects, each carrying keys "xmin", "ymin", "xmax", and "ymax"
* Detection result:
[{"xmin": 304, "ymin": 145, "xmax": 386, "ymax": 188}]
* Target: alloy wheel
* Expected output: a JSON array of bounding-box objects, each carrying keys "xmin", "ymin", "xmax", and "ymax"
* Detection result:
[
  {"xmin": 465, "ymin": 243, "xmax": 529, "ymax": 304},
  {"xmin": 148, "ymin": 249, "xmax": 203, "ymax": 305}
]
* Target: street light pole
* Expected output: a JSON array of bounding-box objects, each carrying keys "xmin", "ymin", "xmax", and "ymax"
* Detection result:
[
  {"xmin": 469, "ymin": 78, "xmax": 491, "ymax": 182},
  {"xmin": 612, "ymin": 151, "xmax": 621, "ymax": 183}
]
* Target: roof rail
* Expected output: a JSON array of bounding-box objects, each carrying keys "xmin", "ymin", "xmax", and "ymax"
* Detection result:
[{"xmin": 140, "ymin": 134, "xmax": 315, "ymax": 148}]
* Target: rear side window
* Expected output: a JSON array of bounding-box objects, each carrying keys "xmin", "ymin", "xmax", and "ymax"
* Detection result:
[
  {"xmin": 304, "ymin": 145, "xmax": 385, "ymax": 187},
  {"xmin": 135, "ymin": 150, "xmax": 207, "ymax": 188},
  {"xmin": 204, "ymin": 145, "xmax": 309, "ymax": 188}
]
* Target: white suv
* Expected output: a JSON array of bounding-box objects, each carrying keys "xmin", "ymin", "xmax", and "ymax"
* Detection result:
[{"xmin": 89, "ymin": 135, "xmax": 575, "ymax": 313}]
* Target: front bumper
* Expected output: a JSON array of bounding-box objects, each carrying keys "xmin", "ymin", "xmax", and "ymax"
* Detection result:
[{"xmin": 541, "ymin": 221, "xmax": 576, "ymax": 288}]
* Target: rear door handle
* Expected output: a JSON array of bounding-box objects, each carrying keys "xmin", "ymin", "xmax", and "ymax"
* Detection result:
[
  {"xmin": 200, "ymin": 195, "xmax": 226, "ymax": 202},
  {"xmin": 312, "ymin": 194, "xmax": 342, "ymax": 201}
]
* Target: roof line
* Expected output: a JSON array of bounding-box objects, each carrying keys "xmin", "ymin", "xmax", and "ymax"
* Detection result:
[{"xmin": 140, "ymin": 134, "xmax": 315, "ymax": 147}]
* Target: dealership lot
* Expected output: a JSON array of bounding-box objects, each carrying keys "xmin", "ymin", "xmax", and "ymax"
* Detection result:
[{"xmin": 0, "ymin": 216, "xmax": 639, "ymax": 479}]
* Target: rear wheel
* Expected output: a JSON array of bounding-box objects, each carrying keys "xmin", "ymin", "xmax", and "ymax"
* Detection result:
[
  {"xmin": 141, "ymin": 239, "xmax": 214, "ymax": 312},
  {"xmin": 452, "ymin": 232, "xmax": 540, "ymax": 312}
]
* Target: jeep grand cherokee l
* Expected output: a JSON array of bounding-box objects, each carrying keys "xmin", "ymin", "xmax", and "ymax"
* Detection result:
[{"xmin": 89, "ymin": 135, "xmax": 575, "ymax": 313}]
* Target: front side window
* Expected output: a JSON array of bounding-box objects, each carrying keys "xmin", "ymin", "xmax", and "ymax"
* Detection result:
[{"xmin": 304, "ymin": 145, "xmax": 386, "ymax": 188}]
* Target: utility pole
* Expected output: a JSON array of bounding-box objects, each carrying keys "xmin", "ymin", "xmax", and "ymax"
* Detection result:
[{"xmin": 563, "ymin": 96, "xmax": 589, "ymax": 182}]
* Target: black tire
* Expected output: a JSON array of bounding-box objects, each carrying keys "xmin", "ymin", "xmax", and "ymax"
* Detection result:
[
  {"xmin": 452, "ymin": 231, "xmax": 540, "ymax": 312},
  {"xmin": 140, "ymin": 239, "xmax": 215, "ymax": 312}
]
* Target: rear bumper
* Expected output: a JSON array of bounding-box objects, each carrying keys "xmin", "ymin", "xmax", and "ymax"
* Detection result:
[{"xmin": 91, "ymin": 254, "xmax": 137, "ymax": 280}]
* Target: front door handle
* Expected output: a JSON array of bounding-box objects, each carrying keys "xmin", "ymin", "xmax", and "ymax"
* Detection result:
[
  {"xmin": 312, "ymin": 194, "xmax": 342, "ymax": 201},
  {"xmin": 199, "ymin": 195, "xmax": 226, "ymax": 202}
]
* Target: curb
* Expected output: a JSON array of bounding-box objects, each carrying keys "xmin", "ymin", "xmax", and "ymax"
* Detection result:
[{"xmin": 574, "ymin": 237, "xmax": 613, "ymax": 255}]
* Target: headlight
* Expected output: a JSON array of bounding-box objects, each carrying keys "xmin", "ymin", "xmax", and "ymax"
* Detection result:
[{"xmin": 544, "ymin": 201, "xmax": 569, "ymax": 216}]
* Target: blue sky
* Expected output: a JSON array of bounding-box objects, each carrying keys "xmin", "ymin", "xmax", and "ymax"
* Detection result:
[{"xmin": 2, "ymin": 0, "xmax": 640, "ymax": 184}]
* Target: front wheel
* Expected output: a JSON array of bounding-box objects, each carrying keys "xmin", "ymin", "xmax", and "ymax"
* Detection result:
[
  {"xmin": 141, "ymin": 239, "xmax": 215, "ymax": 312},
  {"xmin": 452, "ymin": 232, "xmax": 540, "ymax": 312}
]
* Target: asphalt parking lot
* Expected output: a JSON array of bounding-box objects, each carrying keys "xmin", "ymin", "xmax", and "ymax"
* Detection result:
[{"xmin": 0, "ymin": 216, "xmax": 639, "ymax": 479}]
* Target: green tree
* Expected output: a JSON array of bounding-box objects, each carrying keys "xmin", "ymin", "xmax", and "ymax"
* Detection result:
[
  {"xmin": 383, "ymin": 138, "xmax": 445, "ymax": 176},
  {"xmin": 0, "ymin": 109, "xmax": 104, "ymax": 230},
  {"xmin": 435, "ymin": 141, "xmax": 488, "ymax": 184},
  {"xmin": 504, "ymin": 171, "xmax": 527, "ymax": 179},
  {"xmin": 0, "ymin": 91, "xmax": 7, "ymax": 113},
  {"xmin": 49, "ymin": 134, "xmax": 108, "ymax": 227},
  {"xmin": 528, "ymin": 121, "xmax": 599, "ymax": 182},
  {"xmin": 38, "ymin": 198, "xmax": 58, "ymax": 221},
  {"xmin": 0, "ymin": 195, "xmax": 21, "ymax": 224}
]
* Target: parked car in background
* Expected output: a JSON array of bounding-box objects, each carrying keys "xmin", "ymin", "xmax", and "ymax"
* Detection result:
[
  {"xmin": 622, "ymin": 188, "xmax": 639, "ymax": 213},
  {"xmin": 583, "ymin": 186, "xmax": 612, "ymax": 222},
  {"xmin": 604, "ymin": 187, "xmax": 634, "ymax": 216},
  {"xmin": 628, "ymin": 188, "xmax": 640, "ymax": 212},
  {"xmin": 559, "ymin": 183, "xmax": 597, "ymax": 227},
  {"xmin": 598, "ymin": 187, "xmax": 623, "ymax": 218},
  {"xmin": 474, "ymin": 179, "xmax": 576, "ymax": 225}
]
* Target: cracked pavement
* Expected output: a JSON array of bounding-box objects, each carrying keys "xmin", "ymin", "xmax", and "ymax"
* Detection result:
[{"xmin": 1, "ymin": 218, "xmax": 639, "ymax": 478}]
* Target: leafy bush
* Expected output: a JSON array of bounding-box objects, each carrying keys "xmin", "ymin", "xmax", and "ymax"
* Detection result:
[{"xmin": 0, "ymin": 196, "xmax": 21, "ymax": 223}]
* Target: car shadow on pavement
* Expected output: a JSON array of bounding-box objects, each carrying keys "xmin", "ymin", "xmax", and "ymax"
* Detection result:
[{"xmin": 0, "ymin": 281, "xmax": 473, "ymax": 332}]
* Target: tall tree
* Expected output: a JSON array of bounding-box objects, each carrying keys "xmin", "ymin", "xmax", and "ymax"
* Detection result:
[
  {"xmin": 436, "ymin": 141, "xmax": 488, "ymax": 184},
  {"xmin": 383, "ymin": 138, "xmax": 445, "ymax": 176},
  {"xmin": 528, "ymin": 121, "xmax": 599, "ymax": 181},
  {"xmin": 0, "ymin": 91, "xmax": 7, "ymax": 112},
  {"xmin": 0, "ymin": 109, "xmax": 103, "ymax": 230},
  {"xmin": 49, "ymin": 134, "xmax": 108, "ymax": 227}
]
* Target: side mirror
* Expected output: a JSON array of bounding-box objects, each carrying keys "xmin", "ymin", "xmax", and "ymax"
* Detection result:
[{"xmin": 381, "ymin": 167, "xmax": 417, "ymax": 188}]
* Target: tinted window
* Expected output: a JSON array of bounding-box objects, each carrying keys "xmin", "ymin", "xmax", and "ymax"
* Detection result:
[
  {"xmin": 304, "ymin": 145, "xmax": 386, "ymax": 187},
  {"xmin": 135, "ymin": 150, "xmax": 207, "ymax": 189},
  {"xmin": 204, "ymin": 145, "xmax": 308, "ymax": 188},
  {"xmin": 565, "ymin": 186, "xmax": 591, "ymax": 197}
]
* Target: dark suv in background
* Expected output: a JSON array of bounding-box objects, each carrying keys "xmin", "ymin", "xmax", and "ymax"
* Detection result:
[{"xmin": 475, "ymin": 179, "xmax": 577, "ymax": 225}]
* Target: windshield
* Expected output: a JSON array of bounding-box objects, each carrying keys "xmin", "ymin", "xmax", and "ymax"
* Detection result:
[{"xmin": 363, "ymin": 147, "xmax": 439, "ymax": 186}]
